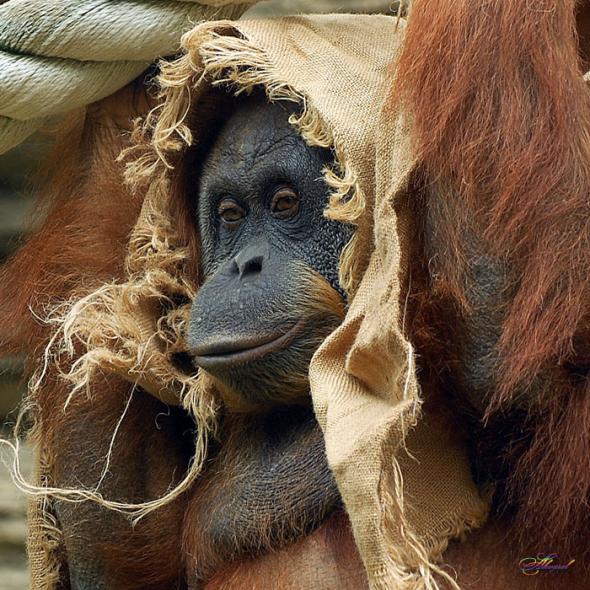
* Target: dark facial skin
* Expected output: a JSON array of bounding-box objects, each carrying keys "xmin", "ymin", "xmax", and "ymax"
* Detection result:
[{"xmin": 188, "ymin": 94, "xmax": 352, "ymax": 410}]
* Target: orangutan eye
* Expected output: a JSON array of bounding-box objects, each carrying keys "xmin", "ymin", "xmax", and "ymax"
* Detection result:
[
  {"xmin": 271, "ymin": 187, "xmax": 300, "ymax": 219},
  {"xmin": 217, "ymin": 198, "xmax": 246, "ymax": 225}
]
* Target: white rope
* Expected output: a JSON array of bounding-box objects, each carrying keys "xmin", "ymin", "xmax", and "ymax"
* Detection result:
[{"xmin": 0, "ymin": 0, "xmax": 256, "ymax": 154}]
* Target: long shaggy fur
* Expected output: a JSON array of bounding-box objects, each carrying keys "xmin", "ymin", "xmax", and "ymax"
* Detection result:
[
  {"xmin": 0, "ymin": 95, "xmax": 145, "ymax": 357},
  {"xmin": 6, "ymin": 7, "xmax": 590, "ymax": 585},
  {"xmin": 394, "ymin": 0, "xmax": 590, "ymax": 560}
]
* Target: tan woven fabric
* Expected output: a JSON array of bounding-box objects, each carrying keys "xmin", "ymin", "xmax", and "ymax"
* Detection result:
[
  {"xmin": 25, "ymin": 14, "xmax": 489, "ymax": 590},
  {"xmin": 27, "ymin": 447, "xmax": 63, "ymax": 590}
]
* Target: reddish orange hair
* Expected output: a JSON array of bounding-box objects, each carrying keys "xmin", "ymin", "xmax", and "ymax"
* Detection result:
[{"xmin": 393, "ymin": 0, "xmax": 590, "ymax": 558}]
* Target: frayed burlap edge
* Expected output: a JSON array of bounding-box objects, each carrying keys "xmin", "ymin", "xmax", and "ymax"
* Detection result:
[
  {"xmin": 375, "ymin": 425, "xmax": 488, "ymax": 590},
  {"xmin": 6, "ymin": 177, "xmax": 220, "ymax": 521},
  {"xmin": 125, "ymin": 25, "xmax": 369, "ymax": 295},
  {"xmin": 2, "ymin": 157, "xmax": 219, "ymax": 525}
]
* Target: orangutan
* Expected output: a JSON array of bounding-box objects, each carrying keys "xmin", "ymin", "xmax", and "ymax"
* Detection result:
[{"xmin": 1, "ymin": 2, "xmax": 589, "ymax": 589}]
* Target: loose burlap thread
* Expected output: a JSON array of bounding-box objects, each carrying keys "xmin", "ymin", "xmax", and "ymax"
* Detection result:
[{"xmin": 21, "ymin": 14, "xmax": 489, "ymax": 590}]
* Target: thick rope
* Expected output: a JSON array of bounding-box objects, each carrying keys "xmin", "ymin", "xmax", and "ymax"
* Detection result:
[{"xmin": 0, "ymin": 0, "xmax": 255, "ymax": 154}]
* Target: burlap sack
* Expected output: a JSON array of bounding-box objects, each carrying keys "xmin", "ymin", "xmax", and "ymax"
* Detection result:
[{"xmin": 25, "ymin": 14, "xmax": 489, "ymax": 590}]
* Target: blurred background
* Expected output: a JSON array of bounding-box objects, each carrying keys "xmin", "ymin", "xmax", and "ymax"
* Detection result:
[{"xmin": 0, "ymin": 1, "xmax": 395, "ymax": 588}]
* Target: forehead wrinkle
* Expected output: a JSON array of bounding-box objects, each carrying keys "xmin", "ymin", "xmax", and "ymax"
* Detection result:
[
  {"xmin": 206, "ymin": 126, "xmax": 297, "ymax": 168},
  {"xmin": 251, "ymin": 131, "xmax": 300, "ymax": 162},
  {"xmin": 198, "ymin": 101, "xmax": 324, "ymax": 212},
  {"xmin": 206, "ymin": 134, "xmax": 306, "ymax": 193},
  {"xmin": 221, "ymin": 128, "xmax": 301, "ymax": 175}
]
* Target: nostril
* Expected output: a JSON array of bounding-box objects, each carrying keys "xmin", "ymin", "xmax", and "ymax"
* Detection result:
[
  {"xmin": 243, "ymin": 256, "xmax": 263, "ymax": 275},
  {"xmin": 232, "ymin": 253, "xmax": 264, "ymax": 278},
  {"xmin": 232, "ymin": 243, "xmax": 268, "ymax": 278},
  {"xmin": 238, "ymin": 255, "xmax": 263, "ymax": 278}
]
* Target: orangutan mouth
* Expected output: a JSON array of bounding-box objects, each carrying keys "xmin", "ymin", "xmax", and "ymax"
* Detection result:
[{"xmin": 191, "ymin": 319, "xmax": 306, "ymax": 368}]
